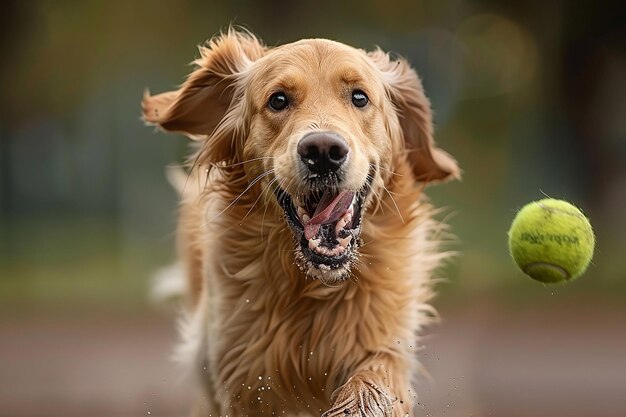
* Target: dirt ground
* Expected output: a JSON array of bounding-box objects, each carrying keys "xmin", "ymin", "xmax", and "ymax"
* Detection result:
[{"xmin": 1, "ymin": 296, "xmax": 625, "ymax": 417}]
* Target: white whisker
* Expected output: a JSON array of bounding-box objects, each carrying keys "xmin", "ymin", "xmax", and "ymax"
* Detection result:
[
  {"xmin": 242, "ymin": 174, "xmax": 279, "ymax": 223},
  {"xmin": 207, "ymin": 169, "xmax": 275, "ymax": 223},
  {"xmin": 378, "ymin": 165, "xmax": 403, "ymax": 177},
  {"xmin": 210, "ymin": 156, "xmax": 275, "ymax": 169},
  {"xmin": 381, "ymin": 182, "xmax": 405, "ymax": 224},
  {"xmin": 365, "ymin": 171, "xmax": 384, "ymax": 215},
  {"xmin": 261, "ymin": 177, "xmax": 288, "ymax": 237}
]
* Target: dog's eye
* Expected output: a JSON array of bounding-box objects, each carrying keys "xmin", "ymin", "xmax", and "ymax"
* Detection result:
[
  {"xmin": 268, "ymin": 92, "xmax": 289, "ymax": 111},
  {"xmin": 351, "ymin": 90, "xmax": 369, "ymax": 108}
]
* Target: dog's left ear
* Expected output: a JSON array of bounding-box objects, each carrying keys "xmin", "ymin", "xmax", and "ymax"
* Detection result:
[{"xmin": 368, "ymin": 49, "xmax": 460, "ymax": 183}]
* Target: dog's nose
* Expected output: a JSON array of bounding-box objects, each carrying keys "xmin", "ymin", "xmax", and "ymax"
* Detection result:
[{"xmin": 297, "ymin": 131, "xmax": 349, "ymax": 174}]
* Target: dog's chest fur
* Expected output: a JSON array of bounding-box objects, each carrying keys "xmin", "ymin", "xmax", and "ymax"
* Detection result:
[{"xmin": 197, "ymin": 186, "xmax": 439, "ymax": 414}]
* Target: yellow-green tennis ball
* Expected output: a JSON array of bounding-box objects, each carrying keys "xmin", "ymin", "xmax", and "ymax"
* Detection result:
[{"xmin": 508, "ymin": 199, "xmax": 595, "ymax": 283}]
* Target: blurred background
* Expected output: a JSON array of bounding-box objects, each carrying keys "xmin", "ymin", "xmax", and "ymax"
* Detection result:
[{"xmin": 1, "ymin": 1, "xmax": 625, "ymax": 416}]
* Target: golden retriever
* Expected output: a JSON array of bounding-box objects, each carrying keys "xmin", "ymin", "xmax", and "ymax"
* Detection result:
[{"xmin": 142, "ymin": 29, "xmax": 459, "ymax": 417}]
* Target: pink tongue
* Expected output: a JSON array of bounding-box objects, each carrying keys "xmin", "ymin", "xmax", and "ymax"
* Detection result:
[{"xmin": 304, "ymin": 190, "xmax": 354, "ymax": 240}]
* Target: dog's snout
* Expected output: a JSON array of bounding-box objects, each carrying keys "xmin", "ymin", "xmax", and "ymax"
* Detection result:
[{"xmin": 297, "ymin": 131, "xmax": 349, "ymax": 174}]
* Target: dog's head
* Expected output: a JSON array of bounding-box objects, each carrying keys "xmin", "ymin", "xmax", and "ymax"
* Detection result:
[{"xmin": 143, "ymin": 30, "xmax": 459, "ymax": 282}]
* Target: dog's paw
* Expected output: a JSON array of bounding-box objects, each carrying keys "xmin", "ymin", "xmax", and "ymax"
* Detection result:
[{"xmin": 322, "ymin": 377, "xmax": 394, "ymax": 417}]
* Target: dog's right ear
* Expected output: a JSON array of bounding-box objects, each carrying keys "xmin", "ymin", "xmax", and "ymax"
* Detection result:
[{"xmin": 142, "ymin": 30, "xmax": 266, "ymax": 142}]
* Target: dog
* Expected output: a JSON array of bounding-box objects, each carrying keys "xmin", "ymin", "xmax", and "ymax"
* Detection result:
[{"xmin": 142, "ymin": 29, "xmax": 459, "ymax": 417}]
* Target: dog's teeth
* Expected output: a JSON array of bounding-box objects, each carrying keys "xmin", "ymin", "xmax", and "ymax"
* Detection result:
[
  {"xmin": 331, "ymin": 245, "xmax": 346, "ymax": 256},
  {"xmin": 338, "ymin": 235, "xmax": 352, "ymax": 247},
  {"xmin": 302, "ymin": 214, "xmax": 310, "ymax": 223},
  {"xmin": 334, "ymin": 210, "xmax": 353, "ymax": 233},
  {"xmin": 314, "ymin": 245, "xmax": 327, "ymax": 255},
  {"xmin": 346, "ymin": 207, "xmax": 354, "ymax": 224},
  {"xmin": 308, "ymin": 238, "xmax": 321, "ymax": 250},
  {"xmin": 297, "ymin": 206, "xmax": 308, "ymax": 220},
  {"xmin": 335, "ymin": 218, "xmax": 347, "ymax": 233}
]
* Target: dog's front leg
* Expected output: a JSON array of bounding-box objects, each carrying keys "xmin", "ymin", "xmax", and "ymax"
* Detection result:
[{"xmin": 322, "ymin": 357, "xmax": 413, "ymax": 417}]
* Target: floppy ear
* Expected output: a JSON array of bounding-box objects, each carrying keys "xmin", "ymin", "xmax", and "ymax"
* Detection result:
[
  {"xmin": 368, "ymin": 49, "xmax": 460, "ymax": 182},
  {"xmin": 142, "ymin": 29, "xmax": 266, "ymax": 162}
]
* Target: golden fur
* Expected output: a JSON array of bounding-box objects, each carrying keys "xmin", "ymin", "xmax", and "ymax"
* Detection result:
[{"xmin": 142, "ymin": 29, "xmax": 459, "ymax": 417}]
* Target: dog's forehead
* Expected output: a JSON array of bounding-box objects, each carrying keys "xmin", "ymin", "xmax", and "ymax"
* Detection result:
[
  {"xmin": 252, "ymin": 39, "xmax": 378, "ymax": 81},
  {"xmin": 276, "ymin": 38, "xmax": 359, "ymax": 56}
]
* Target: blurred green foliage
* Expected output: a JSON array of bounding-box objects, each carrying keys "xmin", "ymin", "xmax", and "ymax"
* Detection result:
[{"xmin": 1, "ymin": 0, "xmax": 625, "ymax": 309}]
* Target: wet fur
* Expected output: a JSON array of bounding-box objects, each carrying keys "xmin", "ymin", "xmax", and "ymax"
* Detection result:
[{"xmin": 143, "ymin": 29, "xmax": 459, "ymax": 417}]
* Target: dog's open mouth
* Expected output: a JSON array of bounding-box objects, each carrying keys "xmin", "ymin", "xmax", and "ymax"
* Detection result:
[{"xmin": 275, "ymin": 176, "xmax": 373, "ymax": 279}]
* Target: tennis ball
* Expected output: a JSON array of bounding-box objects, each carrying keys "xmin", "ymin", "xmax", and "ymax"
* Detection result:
[{"xmin": 508, "ymin": 199, "xmax": 595, "ymax": 283}]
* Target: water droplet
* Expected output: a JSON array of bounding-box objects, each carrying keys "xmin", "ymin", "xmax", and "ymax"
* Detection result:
[
  {"xmin": 258, "ymin": 376, "xmax": 263, "ymax": 380},
  {"xmin": 246, "ymin": 298, "xmax": 250, "ymax": 303}
]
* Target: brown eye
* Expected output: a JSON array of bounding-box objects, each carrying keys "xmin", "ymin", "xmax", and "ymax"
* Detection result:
[
  {"xmin": 268, "ymin": 92, "xmax": 288, "ymax": 111},
  {"xmin": 351, "ymin": 90, "xmax": 369, "ymax": 108}
]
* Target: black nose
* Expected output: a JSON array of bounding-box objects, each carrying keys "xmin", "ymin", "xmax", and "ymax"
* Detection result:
[{"xmin": 297, "ymin": 131, "xmax": 349, "ymax": 174}]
